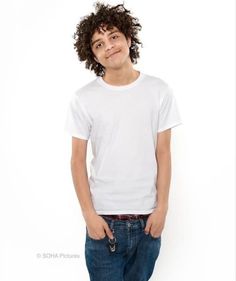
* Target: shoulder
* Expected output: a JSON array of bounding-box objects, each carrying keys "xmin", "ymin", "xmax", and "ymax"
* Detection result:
[
  {"xmin": 74, "ymin": 78, "xmax": 99, "ymax": 99},
  {"xmin": 68, "ymin": 78, "xmax": 101, "ymax": 107},
  {"xmin": 141, "ymin": 73, "xmax": 173, "ymax": 101},
  {"xmin": 142, "ymin": 73, "xmax": 170, "ymax": 91}
]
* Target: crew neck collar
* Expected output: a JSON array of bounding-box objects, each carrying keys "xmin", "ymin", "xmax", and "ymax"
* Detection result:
[{"xmin": 97, "ymin": 72, "xmax": 145, "ymax": 91}]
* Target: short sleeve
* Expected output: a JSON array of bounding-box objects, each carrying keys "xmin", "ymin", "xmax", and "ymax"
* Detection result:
[
  {"xmin": 64, "ymin": 94, "xmax": 91, "ymax": 140},
  {"xmin": 157, "ymin": 85, "xmax": 182, "ymax": 133}
]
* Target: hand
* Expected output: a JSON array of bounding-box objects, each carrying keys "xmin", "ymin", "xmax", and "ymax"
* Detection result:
[
  {"xmin": 83, "ymin": 211, "xmax": 114, "ymax": 240},
  {"xmin": 144, "ymin": 208, "xmax": 167, "ymax": 238}
]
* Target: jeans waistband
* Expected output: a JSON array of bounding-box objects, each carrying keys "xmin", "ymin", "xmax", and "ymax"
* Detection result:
[{"xmin": 101, "ymin": 214, "xmax": 150, "ymax": 221}]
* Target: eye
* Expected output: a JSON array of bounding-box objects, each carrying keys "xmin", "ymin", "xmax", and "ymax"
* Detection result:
[
  {"xmin": 111, "ymin": 35, "xmax": 119, "ymax": 40},
  {"xmin": 95, "ymin": 42, "xmax": 103, "ymax": 49}
]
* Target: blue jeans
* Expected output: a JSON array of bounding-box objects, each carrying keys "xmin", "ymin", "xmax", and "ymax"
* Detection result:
[{"xmin": 85, "ymin": 215, "xmax": 161, "ymax": 281}]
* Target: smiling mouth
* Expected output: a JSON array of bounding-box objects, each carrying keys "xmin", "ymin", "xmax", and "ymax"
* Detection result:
[{"xmin": 106, "ymin": 50, "xmax": 121, "ymax": 59}]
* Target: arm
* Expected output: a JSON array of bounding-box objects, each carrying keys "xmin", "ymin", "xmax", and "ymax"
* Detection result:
[
  {"xmin": 70, "ymin": 137, "xmax": 114, "ymax": 239},
  {"xmin": 70, "ymin": 137, "xmax": 96, "ymax": 217},
  {"xmin": 144, "ymin": 128, "xmax": 171, "ymax": 237},
  {"xmin": 155, "ymin": 128, "xmax": 171, "ymax": 214}
]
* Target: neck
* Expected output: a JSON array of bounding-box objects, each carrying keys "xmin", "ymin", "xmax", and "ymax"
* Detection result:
[{"xmin": 102, "ymin": 63, "xmax": 140, "ymax": 86}]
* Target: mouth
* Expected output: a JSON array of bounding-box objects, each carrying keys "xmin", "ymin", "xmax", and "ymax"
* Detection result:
[{"xmin": 106, "ymin": 50, "xmax": 121, "ymax": 59}]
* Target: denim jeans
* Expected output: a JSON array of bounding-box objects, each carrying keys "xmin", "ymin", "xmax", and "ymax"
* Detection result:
[{"xmin": 85, "ymin": 215, "xmax": 161, "ymax": 281}]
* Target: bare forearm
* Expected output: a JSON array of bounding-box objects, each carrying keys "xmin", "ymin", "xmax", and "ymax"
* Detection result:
[
  {"xmin": 71, "ymin": 160, "xmax": 96, "ymax": 218},
  {"xmin": 155, "ymin": 151, "xmax": 171, "ymax": 213}
]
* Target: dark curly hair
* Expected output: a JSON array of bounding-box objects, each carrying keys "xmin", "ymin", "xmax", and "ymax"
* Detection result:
[{"xmin": 73, "ymin": 2, "xmax": 142, "ymax": 76}]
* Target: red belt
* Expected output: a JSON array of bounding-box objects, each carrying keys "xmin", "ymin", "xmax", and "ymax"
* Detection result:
[{"xmin": 102, "ymin": 214, "xmax": 150, "ymax": 221}]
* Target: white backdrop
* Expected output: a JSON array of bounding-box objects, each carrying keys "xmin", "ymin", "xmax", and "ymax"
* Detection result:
[{"xmin": 0, "ymin": 0, "xmax": 235, "ymax": 280}]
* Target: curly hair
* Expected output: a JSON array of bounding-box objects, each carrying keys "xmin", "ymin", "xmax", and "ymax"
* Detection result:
[{"xmin": 73, "ymin": 2, "xmax": 142, "ymax": 76}]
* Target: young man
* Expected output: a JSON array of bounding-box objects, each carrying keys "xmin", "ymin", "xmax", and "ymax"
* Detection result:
[{"xmin": 65, "ymin": 2, "xmax": 182, "ymax": 281}]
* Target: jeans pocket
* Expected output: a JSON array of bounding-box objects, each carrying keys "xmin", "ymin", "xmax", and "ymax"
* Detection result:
[
  {"xmin": 86, "ymin": 227, "xmax": 108, "ymax": 241},
  {"xmin": 149, "ymin": 233, "xmax": 161, "ymax": 239}
]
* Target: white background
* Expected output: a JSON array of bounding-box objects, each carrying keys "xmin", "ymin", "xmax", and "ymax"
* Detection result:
[{"xmin": 0, "ymin": 0, "xmax": 235, "ymax": 280}]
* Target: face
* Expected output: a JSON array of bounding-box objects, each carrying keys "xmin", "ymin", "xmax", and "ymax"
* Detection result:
[{"xmin": 91, "ymin": 25, "xmax": 131, "ymax": 71}]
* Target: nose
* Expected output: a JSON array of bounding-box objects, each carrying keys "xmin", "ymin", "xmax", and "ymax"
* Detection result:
[{"xmin": 105, "ymin": 41, "xmax": 114, "ymax": 52}]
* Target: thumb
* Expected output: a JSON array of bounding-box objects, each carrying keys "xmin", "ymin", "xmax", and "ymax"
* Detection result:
[
  {"xmin": 104, "ymin": 223, "xmax": 114, "ymax": 240},
  {"xmin": 144, "ymin": 221, "xmax": 151, "ymax": 234}
]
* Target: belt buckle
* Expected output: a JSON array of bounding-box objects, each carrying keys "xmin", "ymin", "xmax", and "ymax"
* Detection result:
[{"xmin": 129, "ymin": 214, "xmax": 136, "ymax": 220}]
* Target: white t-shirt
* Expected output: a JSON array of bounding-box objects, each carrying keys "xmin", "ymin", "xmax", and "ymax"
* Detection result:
[{"xmin": 64, "ymin": 72, "xmax": 182, "ymax": 214}]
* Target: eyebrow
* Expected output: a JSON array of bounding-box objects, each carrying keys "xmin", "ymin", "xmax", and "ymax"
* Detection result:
[{"xmin": 91, "ymin": 29, "xmax": 119, "ymax": 47}]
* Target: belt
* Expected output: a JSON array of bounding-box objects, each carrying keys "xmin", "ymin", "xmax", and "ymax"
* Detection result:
[{"xmin": 102, "ymin": 214, "xmax": 150, "ymax": 221}]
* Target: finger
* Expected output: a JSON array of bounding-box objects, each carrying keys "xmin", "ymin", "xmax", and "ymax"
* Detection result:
[
  {"xmin": 95, "ymin": 230, "xmax": 106, "ymax": 240},
  {"xmin": 88, "ymin": 231, "xmax": 100, "ymax": 240},
  {"xmin": 144, "ymin": 221, "xmax": 151, "ymax": 234},
  {"xmin": 103, "ymin": 223, "xmax": 114, "ymax": 240},
  {"xmin": 89, "ymin": 226, "xmax": 105, "ymax": 240},
  {"xmin": 151, "ymin": 224, "xmax": 163, "ymax": 237},
  {"xmin": 151, "ymin": 230, "xmax": 161, "ymax": 238}
]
